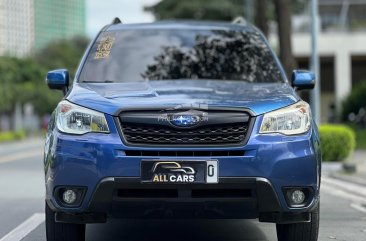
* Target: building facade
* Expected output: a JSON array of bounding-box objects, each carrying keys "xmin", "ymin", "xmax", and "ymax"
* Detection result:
[
  {"xmin": 0, "ymin": 0, "xmax": 35, "ymax": 57},
  {"xmin": 272, "ymin": 0, "xmax": 366, "ymax": 122},
  {"xmin": 0, "ymin": 0, "xmax": 86, "ymax": 58},
  {"xmin": 34, "ymin": 0, "xmax": 86, "ymax": 50}
]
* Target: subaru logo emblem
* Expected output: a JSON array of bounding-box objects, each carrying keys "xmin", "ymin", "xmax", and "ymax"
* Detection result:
[{"xmin": 170, "ymin": 114, "xmax": 201, "ymax": 127}]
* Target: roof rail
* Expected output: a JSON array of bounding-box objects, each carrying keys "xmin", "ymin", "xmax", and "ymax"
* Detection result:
[
  {"xmin": 112, "ymin": 17, "xmax": 122, "ymax": 24},
  {"xmin": 232, "ymin": 16, "xmax": 247, "ymax": 25}
]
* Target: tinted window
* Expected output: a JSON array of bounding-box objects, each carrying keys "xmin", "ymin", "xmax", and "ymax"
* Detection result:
[{"xmin": 79, "ymin": 28, "xmax": 284, "ymax": 83}]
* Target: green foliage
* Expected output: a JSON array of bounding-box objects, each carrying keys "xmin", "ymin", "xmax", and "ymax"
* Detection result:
[
  {"xmin": 0, "ymin": 36, "xmax": 89, "ymax": 117},
  {"xmin": 347, "ymin": 125, "xmax": 366, "ymax": 149},
  {"xmin": 35, "ymin": 36, "xmax": 89, "ymax": 78},
  {"xmin": 0, "ymin": 130, "xmax": 26, "ymax": 142},
  {"xmin": 0, "ymin": 57, "xmax": 62, "ymax": 115},
  {"xmin": 13, "ymin": 129, "xmax": 26, "ymax": 139},
  {"xmin": 319, "ymin": 125, "xmax": 356, "ymax": 162},
  {"xmin": 356, "ymin": 129, "xmax": 366, "ymax": 149},
  {"xmin": 341, "ymin": 80, "xmax": 366, "ymax": 121},
  {"xmin": 146, "ymin": 0, "xmax": 307, "ymax": 22}
]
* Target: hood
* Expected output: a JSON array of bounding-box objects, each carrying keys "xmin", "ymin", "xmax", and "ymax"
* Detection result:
[{"xmin": 66, "ymin": 80, "xmax": 299, "ymax": 116}]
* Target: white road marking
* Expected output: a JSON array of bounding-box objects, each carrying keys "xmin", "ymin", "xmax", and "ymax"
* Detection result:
[
  {"xmin": 0, "ymin": 149, "xmax": 42, "ymax": 164},
  {"xmin": 322, "ymin": 176, "xmax": 366, "ymax": 199},
  {"xmin": 0, "ymin": 213, "xmax": 45, "ymax": 241},
  {"xmin": 321, "ymin": 176, "xmax": 366, "ymax": 207},
  {"xmin": 350, "ymin": 203, "xmax": 366, "ymax": 213},
  {"xmin": 321, "ymin": 183, "xmax": 366, "ymax": 203}
]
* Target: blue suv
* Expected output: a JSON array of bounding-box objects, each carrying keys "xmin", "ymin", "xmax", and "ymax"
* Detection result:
[{"xmin": 44, "ymin": 19, "xmax": 321, "ymax": 241}]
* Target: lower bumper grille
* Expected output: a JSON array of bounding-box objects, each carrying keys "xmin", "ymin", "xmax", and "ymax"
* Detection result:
[
  {"xmin": 116, "ymin": 188, "xmax": 253, "ymax": 199},
  {"xmin": 124, "ymin": 150, "xmax": 245, "ymax": 157}
]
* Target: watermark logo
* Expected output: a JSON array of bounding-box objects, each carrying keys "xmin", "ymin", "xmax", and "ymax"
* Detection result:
[{"xmin": 151, "ymin": 162, "xmax": 196, "ymax": 183}]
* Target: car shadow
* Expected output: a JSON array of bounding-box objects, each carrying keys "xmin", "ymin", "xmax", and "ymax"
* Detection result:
[{"xmin": 86, "ymin": 219, "xmax": 276, "ymax": 241}]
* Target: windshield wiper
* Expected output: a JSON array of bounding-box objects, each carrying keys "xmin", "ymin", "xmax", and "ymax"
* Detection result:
[{"xmin": 82, "ymin": 80, "xmax": 115, "ymax": 83}]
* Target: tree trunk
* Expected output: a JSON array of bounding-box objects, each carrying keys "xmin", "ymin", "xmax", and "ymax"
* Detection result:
[
  {"xmin": 255, "ymin": 0, "xmax": 269, "ymax": 37},
  {"xmin": 274, "ymin": 0, "xmax": 296, "ymax": 79}
]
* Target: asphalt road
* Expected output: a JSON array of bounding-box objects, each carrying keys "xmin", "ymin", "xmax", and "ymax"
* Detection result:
[{"xmin": 1, "ymin": 138, "xmax": 366, "ymax": 241}]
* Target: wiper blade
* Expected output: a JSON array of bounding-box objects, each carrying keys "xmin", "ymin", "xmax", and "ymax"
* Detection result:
[{"xmin": 81, "ymin": 80, "xmax": 115, "ymax": 83}]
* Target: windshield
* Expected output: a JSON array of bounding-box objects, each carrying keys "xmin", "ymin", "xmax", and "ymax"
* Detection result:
[{"xmin": 79, "ymin": 28, "xmax": 284, "ymax": 83}]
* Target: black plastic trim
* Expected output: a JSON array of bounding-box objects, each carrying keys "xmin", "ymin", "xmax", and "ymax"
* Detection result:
[
  {"xmin": 53, "ymin": 177, "xmax": 317, "ymax": 223},
  {"xmin": 53, "ymin": 186, "xmax": 87, "ymax": 208},
  {"xmin": 282, "ymin": 186, "xmax": 315, "ymax": 209},
  {"xmin": 86, "ymin": 177, "xmax": 281, "ymax": 216},
  {"xmin": 120, "ymin": 110, "xmax": 250, "ymax": 128},
  {"xmin": 114, "ymin": 106, "xmax": 257, "ymax": 117},
  {"xmin": 114, "ymin": 109, "xmax": 256, "ymax": 148},
  {"xmin": 55, "ymin": 212, "xmax": 106, "ymax": 224},
  {"xmin": 124, "ymin": 150, "xmax": 245, "ymax": 157},
  {"xmin": 259, "ymin": 212, "xmax": 311, "ymax": 224}
]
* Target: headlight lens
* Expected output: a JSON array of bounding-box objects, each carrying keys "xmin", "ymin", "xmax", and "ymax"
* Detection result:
[
  {"xmin": 259, "ymin": 101, "xmax": 311, "ymax": 135},
  {"xmin": 56, "ymin": 100, "xmax": 109, "ymax": 134}
]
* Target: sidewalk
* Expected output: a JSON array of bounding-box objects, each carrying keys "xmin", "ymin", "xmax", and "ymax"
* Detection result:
[
  {"xmin": 0, "ymin": 137, "xmax": 44, "ymax": 156},
  {"xmin": 325, "ymin": 150, "xmax": 366, "ymax": 186}
]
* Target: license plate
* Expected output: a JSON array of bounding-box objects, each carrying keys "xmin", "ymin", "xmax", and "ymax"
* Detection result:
[{"xmin": 141, "ymin": 160, "xmax": 218, "ymax": 184}]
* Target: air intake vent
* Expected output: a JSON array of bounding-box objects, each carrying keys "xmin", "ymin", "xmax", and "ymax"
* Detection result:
[{"xmin": 124, "ymin": 150, "xmax": 245, "ymax": 157}]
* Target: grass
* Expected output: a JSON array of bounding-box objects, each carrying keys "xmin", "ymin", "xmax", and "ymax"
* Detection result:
[{"xmin": 0, "ymin": 130, "xmax": 26, "ymax": 143}]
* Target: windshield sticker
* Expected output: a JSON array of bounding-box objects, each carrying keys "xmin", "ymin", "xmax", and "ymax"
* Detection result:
[{"xmin": 94, "ymin": 35, "xmax": 115, "ymax": 59}]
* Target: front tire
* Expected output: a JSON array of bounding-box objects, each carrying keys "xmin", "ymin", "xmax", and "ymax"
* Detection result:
[
  {"xmin": 276, "ymin": 203, "xmax": 319, "ymax": 241},
  {"xmin": 45, "ymin": 203, "xmax": 85, "ymax": 241}
]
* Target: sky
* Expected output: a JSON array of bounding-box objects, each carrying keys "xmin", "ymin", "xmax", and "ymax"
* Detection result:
[{"xmin": 86, "ymin": 0, "xmax": 160, "ymax": 37}]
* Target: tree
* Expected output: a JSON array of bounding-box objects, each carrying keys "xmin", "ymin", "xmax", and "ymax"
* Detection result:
[
  {"xmin": 35, "ymin": 36, "xmax": 89, "ymax": 78},
  {"xmin": 0, "ymin": 57, "xmax": 62, "ymax": 116},
  {"xmin": 0, "ymin": 35, "xmax": 90, "ymax": 131},
  {"xmin": 274, "ymin": 0, "xmax": 296, "ymax": 78},
  {"xmin": 145, "ymin": 0, "xmax": 244, "ymax": 21},
  {"xmin": 255, "ymin": 0, "xmax": 269, "ymax": 37}
]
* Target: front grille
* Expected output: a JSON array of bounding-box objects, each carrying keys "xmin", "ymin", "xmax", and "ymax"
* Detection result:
[
  {"xmin": 119, "ymin": 110, "xmax": 251, "ymax": 146},
  {"xmin": 122, "ymin": 124, "xmax": 246, "ymax": 144}
]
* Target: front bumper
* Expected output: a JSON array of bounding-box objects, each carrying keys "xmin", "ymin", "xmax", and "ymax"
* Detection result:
[
  {"xmin": 48, "ymin": 177, "xmax": 318, "ymax": 223},
  {"xmin": 44, "ymin": 115, "xmax": 321, "ymax": 223}
]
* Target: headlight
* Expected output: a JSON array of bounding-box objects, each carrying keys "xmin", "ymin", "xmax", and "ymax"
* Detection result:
[
  {"xmin": 259, "ymin": 101, "xmax": 311, "ymax": 135},
  {"xmin": 56, "ymin": 100, "xmax": 109, "ymax": 134}
]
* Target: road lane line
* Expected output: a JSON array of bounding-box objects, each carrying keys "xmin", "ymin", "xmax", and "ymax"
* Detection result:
[
  {"xmin": 321, "ymin": 183, "xmax": 366, "ymax": 203},
  {"xmin": 0, "ymin": 149, "xmax": 42, "ymax": 164},
  {"xmin": 0, "ymin": 213, "xmax": 45, "ymax": 241},
  {"xmin": 322, "ymin": 176, "xmax": 366, "ymax": 198},
  {"xmin": 350, "ymin": 203, "xmax": 366, "ymax": 213}
]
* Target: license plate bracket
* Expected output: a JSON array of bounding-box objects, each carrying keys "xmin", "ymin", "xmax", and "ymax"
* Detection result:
[{"xmin": 141, "ymin": 160, "xmax": 218, "ymax": 184}]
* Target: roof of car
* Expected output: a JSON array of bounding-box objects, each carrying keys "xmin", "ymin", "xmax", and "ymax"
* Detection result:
[{"xmin": 106, "ymin": 20, "xmax": 257, "ymax": 33}]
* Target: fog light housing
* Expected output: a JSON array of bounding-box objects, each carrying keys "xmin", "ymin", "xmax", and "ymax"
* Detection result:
[
  {"xmin": 63, "ymin": 189, "xmax": 77, "ymax": 204},
  {"xmin": 284, "ymin": 187, "xmax": 313, "ymax": 208},
  {"xmin": 291, "ymin": 190, "xmax": 305, "ymax": 204},
  {"xmin": 55, "ymin": 186, "xmax": 86, "ymax": 207}
]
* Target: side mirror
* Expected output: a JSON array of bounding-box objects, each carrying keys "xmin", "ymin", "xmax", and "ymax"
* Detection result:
[
  {"xmin": 46, "ymin": 69, "xmax": 69, "ymax": 94},
  {"xmin": 291, "ymin": 70, "xmax": 315, "ymax": 90}
]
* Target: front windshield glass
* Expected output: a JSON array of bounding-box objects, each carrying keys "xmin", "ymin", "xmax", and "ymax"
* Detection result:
[{"xmin": 79, "ymin": 28, "xmax": 284, "ymax": 83}]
